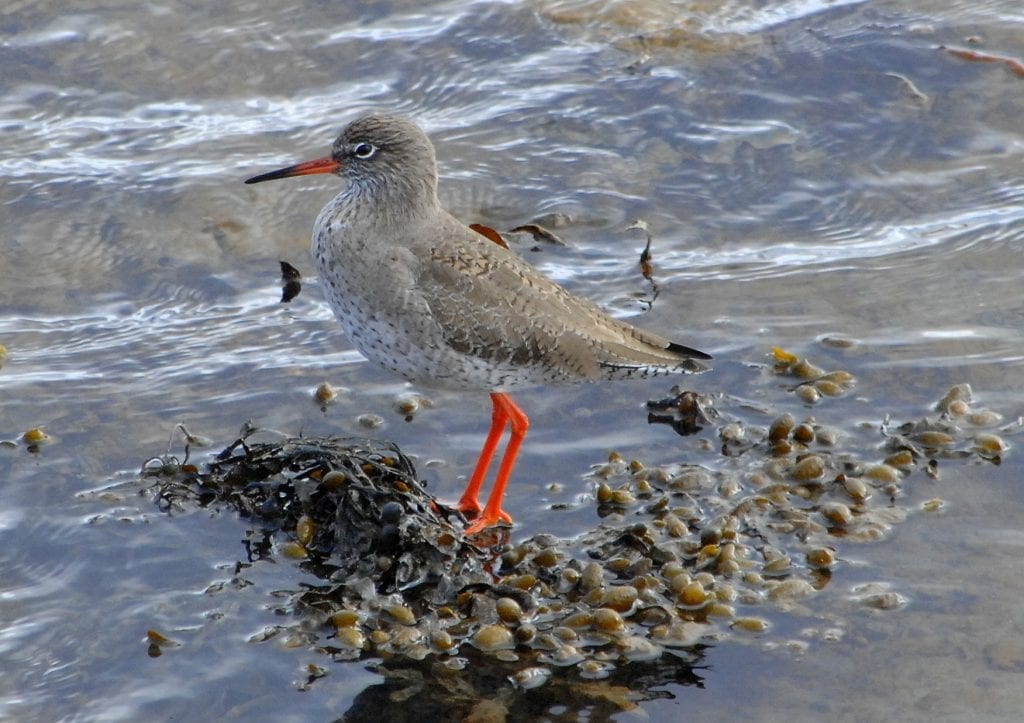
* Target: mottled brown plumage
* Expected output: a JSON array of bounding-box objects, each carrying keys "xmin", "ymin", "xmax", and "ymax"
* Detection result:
[{"xmin": 245, "ymin": 114, "xmax": 711, "ymax": 535}]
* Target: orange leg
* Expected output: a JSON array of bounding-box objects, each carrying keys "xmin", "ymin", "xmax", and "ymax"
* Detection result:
[
  {"xmin": 460, "ymin": 392, "xmax": 528, "ymax": 535},
  {"xmin": 457, "ymin": 392, "xmax": 507, "ymax": 516}
]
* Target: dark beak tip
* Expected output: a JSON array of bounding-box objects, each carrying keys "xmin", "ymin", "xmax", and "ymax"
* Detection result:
[
  {"xmin": 244, "ymin": 170, "xmax": 281, "ymax": 185},
  {"xmin": 243, "ymin": 157, "xmax": 340, "ymax": 186}
]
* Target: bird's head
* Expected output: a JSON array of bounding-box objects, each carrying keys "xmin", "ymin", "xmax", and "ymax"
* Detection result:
[{"xmin": 245, "ymin": 113, "xmax": 439, "ymax": 214}]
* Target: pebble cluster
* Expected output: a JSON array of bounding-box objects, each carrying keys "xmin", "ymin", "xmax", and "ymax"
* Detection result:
[{"xmin": 147, "ymin": 350, "xmax": 1015, "ymax": 702}]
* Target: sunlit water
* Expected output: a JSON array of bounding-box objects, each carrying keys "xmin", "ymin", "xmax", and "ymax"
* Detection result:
[{"xmin": 3, "ymin": 1, "xmax": 1024, "ymax": 720}]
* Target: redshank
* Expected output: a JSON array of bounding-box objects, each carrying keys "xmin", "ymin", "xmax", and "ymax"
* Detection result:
[{"xmin": 245, "ymin": 114, "xmax": 711, "ymax": 535}]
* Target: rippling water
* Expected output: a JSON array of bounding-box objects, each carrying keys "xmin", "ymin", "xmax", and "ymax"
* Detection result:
[{"xmin": 4, "ymin": 1, "xmax": 1024, "ymax": 720}]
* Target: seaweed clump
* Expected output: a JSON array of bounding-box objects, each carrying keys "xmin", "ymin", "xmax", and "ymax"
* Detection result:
[{"xmin": 153, "ymin": 433, "xmax": 493, "ymax": 605}]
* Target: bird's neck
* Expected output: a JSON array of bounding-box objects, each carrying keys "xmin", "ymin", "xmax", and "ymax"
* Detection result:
[
  {"xmin": 311, "ymin": 178, "xmax": 442, "ymax": 278},
  {"xmin": 329, "ymin": 175, "xmax": 439, "ymax": 234}
]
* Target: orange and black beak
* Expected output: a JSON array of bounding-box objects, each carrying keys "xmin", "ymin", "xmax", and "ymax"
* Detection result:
[{"xmin": 244, "ymin": 156, "xmax": 340, "ymax": 185}]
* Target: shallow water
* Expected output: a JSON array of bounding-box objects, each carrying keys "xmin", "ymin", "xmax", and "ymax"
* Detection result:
[{"xmin": 3, "ymin": 1, "xmax": 1024, "ymax": 720}]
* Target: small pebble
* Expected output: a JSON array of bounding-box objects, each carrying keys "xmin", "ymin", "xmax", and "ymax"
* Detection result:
[
  {"xmin": 821, "ymin": 502, "xmax": 853, "ymax": 527},
  {"xmin": 974, "ymin": 433, "xmax": 1007, "ymax": 455},
  {"xmin": 496, "ymin": 597, "xmax": 524, "ymax": 624},
  {"xmin": 357, "ymin": 414, "xmax": 385, "ymax": 429},
  {"xmin": 806, "ymin": 548, "xmax": 836, "ymax": 570},
  {"xmin": 792, "ymin": 359, "xmax": 825, "ymax": 379},
  {"xmin": 314, "ymin": 382, "xmax": 337, "ymax": 405},
  {"xmin": 601, "ymin": 586, "xmax": 638, "ymax": 613},
  {"xmin": 22, "ymin": 428, "xmax": 49, "ymax": 445},
  {"xmin": 768, "ymin": 414, "xmax": 794, "ymax": 442},
  {"xmin": 336, "ymin": 627, "xmax": 365, "ymax": 650},
  {"xmin": 815, "ymin": 380, "xmax": 845, "ymax": 397},
  {"xmin": 797, "ymin": 386, "xmax": 821, "ymax": 404},
  {"xmin": 864, "ymin": 464, "xmax": 901, "ymax": 484},
  {"xmin": 510, "ymin": 667, "xmax": 551, "ymax": 689},
  {"xmin": 678, "ymin": 581, "xmax": 707, "ymax": 607},
  {"xmin": 471, "ymin": 625, "xmax": 515, "ymax": 652},
  {"xmin": 792, "ymin": 423, "xmax": 815, "ymax": 444},
  {"xmin": 790, "ymin": 455, "xmax": 825, "ymax": 481},
  {"xmin": 385, "ymin": 604, "xmax": 416, "ymax": 626},
  {"xmin": 732, "ymin": 617, "xmax": 769, "ymax": 633}
]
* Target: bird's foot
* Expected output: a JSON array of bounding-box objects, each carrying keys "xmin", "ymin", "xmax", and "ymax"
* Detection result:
[
  {"xmin": 455, "ymin": 498, "xmax": 481, "ymax": 517},
  {"xmin": 462, "ymin": 508, "xmax": 513, "ymax": 537}
]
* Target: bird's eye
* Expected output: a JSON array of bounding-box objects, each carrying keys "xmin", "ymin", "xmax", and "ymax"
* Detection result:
[{"xmin": 353, "ymin": 142, "xmax": 377, "ymax": 159}]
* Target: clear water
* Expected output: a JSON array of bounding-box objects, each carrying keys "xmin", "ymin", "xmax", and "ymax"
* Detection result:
[{"xmin": 3, "ymin": 1, "xmax": 1024, "ymax": 719}]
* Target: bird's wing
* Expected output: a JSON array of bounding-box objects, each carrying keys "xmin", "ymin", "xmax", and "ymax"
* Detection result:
[{"xmin": 411, "ymin": 224, "xmax": 708, "ymax": 378}]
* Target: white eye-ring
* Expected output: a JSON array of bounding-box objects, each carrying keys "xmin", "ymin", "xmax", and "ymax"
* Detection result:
[{"xmin": 353, "ymin": 142, "xmax": 377, "ymax": 159}]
